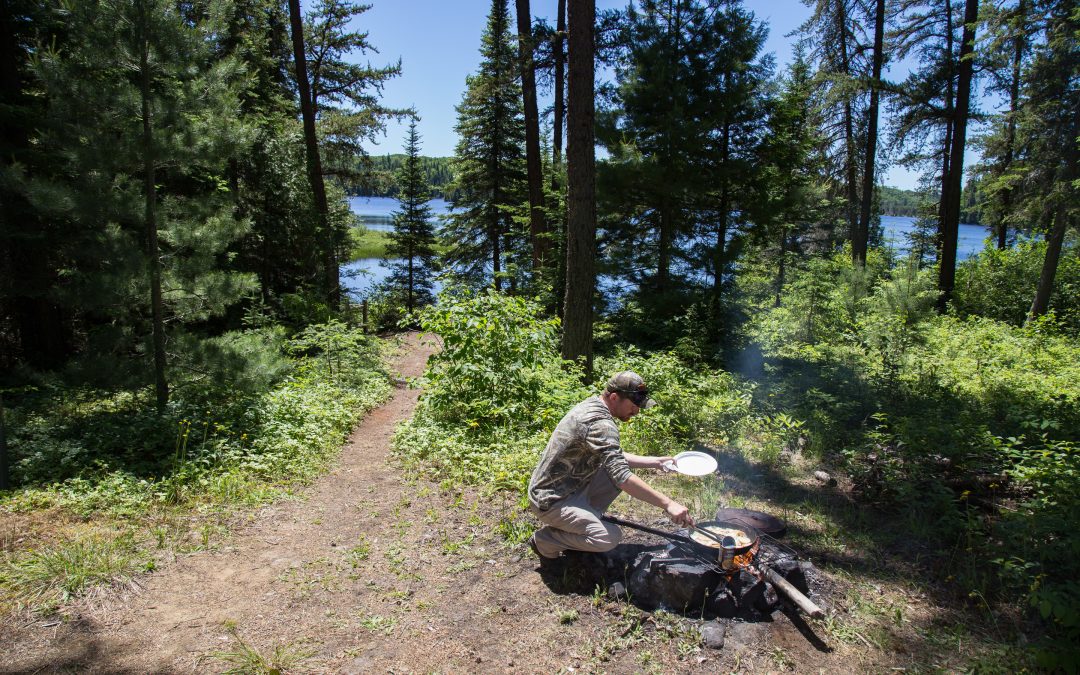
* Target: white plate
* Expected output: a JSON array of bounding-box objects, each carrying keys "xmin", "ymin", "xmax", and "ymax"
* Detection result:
[{"xmin": 672, "ymin": 451, "xmax": 718, "ymax": 476}]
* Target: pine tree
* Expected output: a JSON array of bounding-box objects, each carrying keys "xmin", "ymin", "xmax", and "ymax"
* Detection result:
[
  {"xmin": 600, "ymin": 0, "xmax": 769, "ymax": 331},
  {"xmin": 384, "ymin": 121, "xmax": 438, "ymax": 316},
  {"xmin": 798, "ymin": 0, "xmax": 873, "ymax": 247},
  {"xmin": 26, "ymin": 0, "xmax": 255, "ymax": 408},
  {"xmin": 443, "ymin": 0, "xmax": 528, "ymax": 292},
  {"xmin": 1019, "ymin": 1, "xmax": 1078, "ymax": 321},
  {"xmin": 753, "ymin": 52, "xmax": 829, "ymax": 306}
]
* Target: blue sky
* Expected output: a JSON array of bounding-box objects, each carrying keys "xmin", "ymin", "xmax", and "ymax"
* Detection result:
[{"xmin": 351, "ymin": 0, "xmax": 974, "ymax": 191}]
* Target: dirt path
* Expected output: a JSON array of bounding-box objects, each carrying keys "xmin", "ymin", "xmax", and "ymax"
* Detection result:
[{"xmin": 4, "ymin": 333, "xmax": 854, "ymax": 674}]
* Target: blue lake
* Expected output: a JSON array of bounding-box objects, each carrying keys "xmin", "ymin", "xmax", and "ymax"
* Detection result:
[
  {"xmin": 880, "ymin": 215, "xmax": 992, "ymax": 261},
  {"xmin": 341, "ymin": 197, "xmax": 995, "ymax": 298}
]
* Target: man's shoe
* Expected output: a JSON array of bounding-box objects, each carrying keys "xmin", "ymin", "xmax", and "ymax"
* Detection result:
[{"xmin": 528, "ymin": 535, "xmax": 557, "ymax": 561}]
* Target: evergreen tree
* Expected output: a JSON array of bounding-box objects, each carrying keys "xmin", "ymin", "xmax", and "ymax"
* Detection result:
[
  {"xmin": 303, "ymin": 0, "xmax": 405, "ymax": 178},
  {"xmin": 600, "ymin": 0, "xmax": 769, "ymax": 337},
  {"xmin": 384, "ymin": 121, "xmax": 438, "ymax": 316},
  {"xmin": 974, "ymin": 0, "xmax": 1032, "ymax": 249},
  {"xmin": 752, "ymin": 53, "xmax": 829, "ymax": 306},
  {"xmin": 1017, "ymin": 0, "xmax": 1078, "ymax": 321},
  {"xmin": 443, "ymin": 0, "xmax": 528, "ymax": 292},
  {"xmin": 25, "ymin": 0, "xmax": 254, "ymax": 407},
  {"xmin": 854, "ymin": 0, "xmax": 886, "ymax": 266},
  {"xmin": 515, "ymin": 0, "xmax": 548, "ymax": 270},
  {"xmin": 937, "ymin": 0, "xmax": 980, "ymax": 311},
  {"xmin": 798, "ymin": 0, "xmax": 873, "ymax": 246}
]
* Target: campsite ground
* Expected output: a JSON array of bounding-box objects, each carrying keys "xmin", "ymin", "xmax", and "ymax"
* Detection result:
[{"xmin": 1, "ymin": 333, "xmax": 1020, "ymax": 673}]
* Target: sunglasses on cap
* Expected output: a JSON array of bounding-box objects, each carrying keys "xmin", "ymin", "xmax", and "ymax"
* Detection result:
[{"xmin": 617, "ymin": 386, "xmax": 650, "ymax": 407}]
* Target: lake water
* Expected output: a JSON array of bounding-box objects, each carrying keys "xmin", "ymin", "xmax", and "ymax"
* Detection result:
[
  {"xmin": 341, "ymin": 197, "xmax": 995, "ymax": 298},
  {"xmin": 880, "ymin": 215, "xmax": 992, "ymax": 260},
  {"xmin": 347, "ymin": 196, "xmax": 451, "ymax": 231}
]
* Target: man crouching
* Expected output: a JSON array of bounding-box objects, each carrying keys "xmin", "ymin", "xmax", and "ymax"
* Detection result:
[{"xmin": 527, "ymin": 371, "xmax": 694, "ymax": 560}]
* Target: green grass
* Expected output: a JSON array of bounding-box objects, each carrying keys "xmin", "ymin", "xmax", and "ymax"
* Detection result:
[
  {"xmin": 1, "ymin": 532, "xmax": 148, "ymax": 610},
  {"xmin": 0, "ymin": 323, "xmax": 393, "ymax": 615},
  {"xmin": 349, "ymin": 227, "xmax": 391, "ymax": 259},
  {"xmin": 347, "ymin": 227, "xmax": 449, "ymax": 261},
  {"xmin": 210, "ymin": 629, "xmax": 316, "ymax": 674}
]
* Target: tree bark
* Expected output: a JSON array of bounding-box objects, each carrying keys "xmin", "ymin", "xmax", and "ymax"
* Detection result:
[
  {"xmin": 516, "ymin": 0, "xmax": 547, "ymax": 270},
  {"xmin": 936, "ymin": 0, "xmax": 955, "ymax": 263},
  {"xmin": 562, "ymin": 0, "xmax": 596, "ymax": 374},
  {"xmin": 140, "ymin": 16, "xmax": 168, "ymax": 411},
  {"xmin": 553, "ymin": 0, "xmax": 567, "ymax": 318},
  {"xmin": 837, "ymin": 2, "xmax": 858, "ymax": 244},
  {"xmin": 937, "ymin": 0, "xmax": 978, "ymax": 312},
  {"xmin": 1027, "ymin": 208, "xmax": 1067, "ymax": 321},
  {"xmin": 287, "ymin": 0, "xmax": 337, "ymax": 307},
  {"xmin": 854, "ymin": 0, "xmax": 884, "ymax": 266},
  {"xmin": 997, "ymin": 0, "xmax": 1026, "ymax": 250},
  {"xmin": 553, "ymin": 0, "xmax": 566, "ymax": 181}
]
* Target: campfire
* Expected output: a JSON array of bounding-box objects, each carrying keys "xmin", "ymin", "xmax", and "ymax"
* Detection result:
[{"xmin": 565, "ymin": 508, "xmax": 822, "ymax": 621}]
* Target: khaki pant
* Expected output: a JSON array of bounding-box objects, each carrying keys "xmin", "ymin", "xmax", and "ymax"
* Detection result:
[{"xmin": 530, "ymin": 470, "xmax": 623, "ymax": 557}]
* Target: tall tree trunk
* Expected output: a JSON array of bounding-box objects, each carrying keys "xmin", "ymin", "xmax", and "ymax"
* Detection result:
[
  {"xmin": 516, "ymin": 0, "xmax": 547, "ymax": 270},
  {"xmin": 1027, "ymin": 207, "xmax": 1068, "ymax": 321},
  {"xmin": 854, "ymin": 0, "xmax": 885, "ymax": 266},
  {"xmin": 937, "ymin": 0, "xmax": 978, "ymax": 312},
  {"xmin": 2, "ymin": 0, "xmax": 68, "ymax": 370},
  {"xmin": 657, "ymin": 196, "xmax": 672, "ymax": 292},
  {"xmin": 491, "ymin": 204, "xmax": 502, "ymax": 292},
  {"xmin": 140, "ymin": 19, "xmax": 168, "ymax": 411},
  {"xmin": 407, "ymin": 250, "xmax": 414, "ymax": 314},
  {"xmin": 287, "ymin": 0, "xmax": 336, "ymax": 307},
  {"xmin": 552, "ymin": 0, "xmax": 567, "ymax": 317},
  {"xmin": 775, "ymin": 228, "xmax": 788, "ymax": 308},
  {"xmin": 710, "ymin": 187, "xmax": 729, "ymax": 344},
  {"xmin": 562, "ymin": 0, "xmax": 596, "ymax": 374},
  {"xmin": 937, "ymin": 0, "xmax": 955, "ymax": 261},
  {"xmin": 997, "ymin": 0, "xmax": 1026, "ymax": 250},
  {"xmin": 837, "ymin": 1, "xmax": 858, "ymax": 242},
  {"xmin": 553, "ymin": 0, "xmax": 566, "ymax": 183}
]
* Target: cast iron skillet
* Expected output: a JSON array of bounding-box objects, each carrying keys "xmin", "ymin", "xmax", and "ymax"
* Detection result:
[{"xmin": 601, "ymin": 513, "xmax": 760, "ymax": 559}]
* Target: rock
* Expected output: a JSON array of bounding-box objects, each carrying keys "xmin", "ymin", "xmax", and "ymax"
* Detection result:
[
  {"xmin": 627, "ymin": 554, "xmax": 722, "ymax": 612},
  {"xmin": 607, "ymin": 582, "xmax": 628, "ymax": 600},
  {"xmin": 738, "ymin": 579, "xmax": 766, "ymax": 615},
  {"xmin": 699, "ymin": 621, "xmax": 726, "ymax": 649},
  {"xmin": 813, "ymin": 470, "xmax": 837, "ymax": 486},
  {"xmin": 771, "ymin": 560, "xmax": 811, "ymax": 595},
  {"xmin": 708, "ymin": 589, "xmax": 737, "ymax": 618},
  {"xmin": 755, "ymin": 581, "xmax": 779, "ymax": 613}
]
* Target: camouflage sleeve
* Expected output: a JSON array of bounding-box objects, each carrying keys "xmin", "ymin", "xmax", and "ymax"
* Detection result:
[{"xmin": 586, "ymin": 418, "xmax": 632, "ymax": 486}]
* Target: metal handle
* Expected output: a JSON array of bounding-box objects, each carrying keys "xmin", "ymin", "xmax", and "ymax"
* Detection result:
[{"xmin": 600, "ymin": 513, "xmax": 695, "ymax": 546}]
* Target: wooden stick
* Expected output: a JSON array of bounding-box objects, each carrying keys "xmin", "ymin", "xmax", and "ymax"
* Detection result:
[{"xmin": 763, "ymin": 566, "xmax": 824, "ymax": 619}]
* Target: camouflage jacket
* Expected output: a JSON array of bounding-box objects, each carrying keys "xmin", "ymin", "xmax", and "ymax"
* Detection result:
[{"xmin": 528, "ymin": 396, "xmax": 633, "ymax": 511}]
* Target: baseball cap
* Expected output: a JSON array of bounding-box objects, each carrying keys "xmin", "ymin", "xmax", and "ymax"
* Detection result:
[{"xmin": 605, "ymin": 371, "xmax": 657, "ymax": 408}]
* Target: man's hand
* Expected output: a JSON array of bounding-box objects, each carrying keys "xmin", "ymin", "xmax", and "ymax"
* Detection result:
[{"xmin": 665, "ymin": 501, "xmax": 694, "ymax": 528}]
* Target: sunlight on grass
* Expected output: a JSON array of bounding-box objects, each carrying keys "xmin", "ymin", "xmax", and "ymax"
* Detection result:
[
  {"xmin": 209, "ymin": 629, "xmax": 316, "ymax": 674},
  {"xmin": 1, "ymin": 532, "xmax": 147, "ymax": 610}
]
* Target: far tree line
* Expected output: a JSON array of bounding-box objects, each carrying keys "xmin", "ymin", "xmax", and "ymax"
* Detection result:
[{"xmin": 1, "ymin": 0, "xmax": 1075, "ymax": 394}]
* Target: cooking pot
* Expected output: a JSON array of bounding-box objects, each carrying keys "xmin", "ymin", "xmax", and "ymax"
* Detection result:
[{"xmin": 601, "ymin": 513, "xmax": 760, "ymax": 563}]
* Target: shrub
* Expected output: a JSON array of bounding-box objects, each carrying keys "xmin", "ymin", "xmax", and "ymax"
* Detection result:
[
  {"xmin": 953, "ymin": 237, "xmax": 1080, "ymax": 332},
  {"xmin": 593, "ymin": 349, "xmax": 755, "ymax": 457},
  {"xmin": 393, "ymin": 289, "xmax": 588, "ymax": 494}
]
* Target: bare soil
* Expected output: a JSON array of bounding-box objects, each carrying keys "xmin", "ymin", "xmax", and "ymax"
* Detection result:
[{"xmin": 1, "ymin": 333, "xmax": 1005, "ymax": 673}]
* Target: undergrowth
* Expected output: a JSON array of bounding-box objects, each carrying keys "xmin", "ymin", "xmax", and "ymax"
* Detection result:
[{"xmin": 0, "ymin": 321, "xmax": 391, "ymax": 614}]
